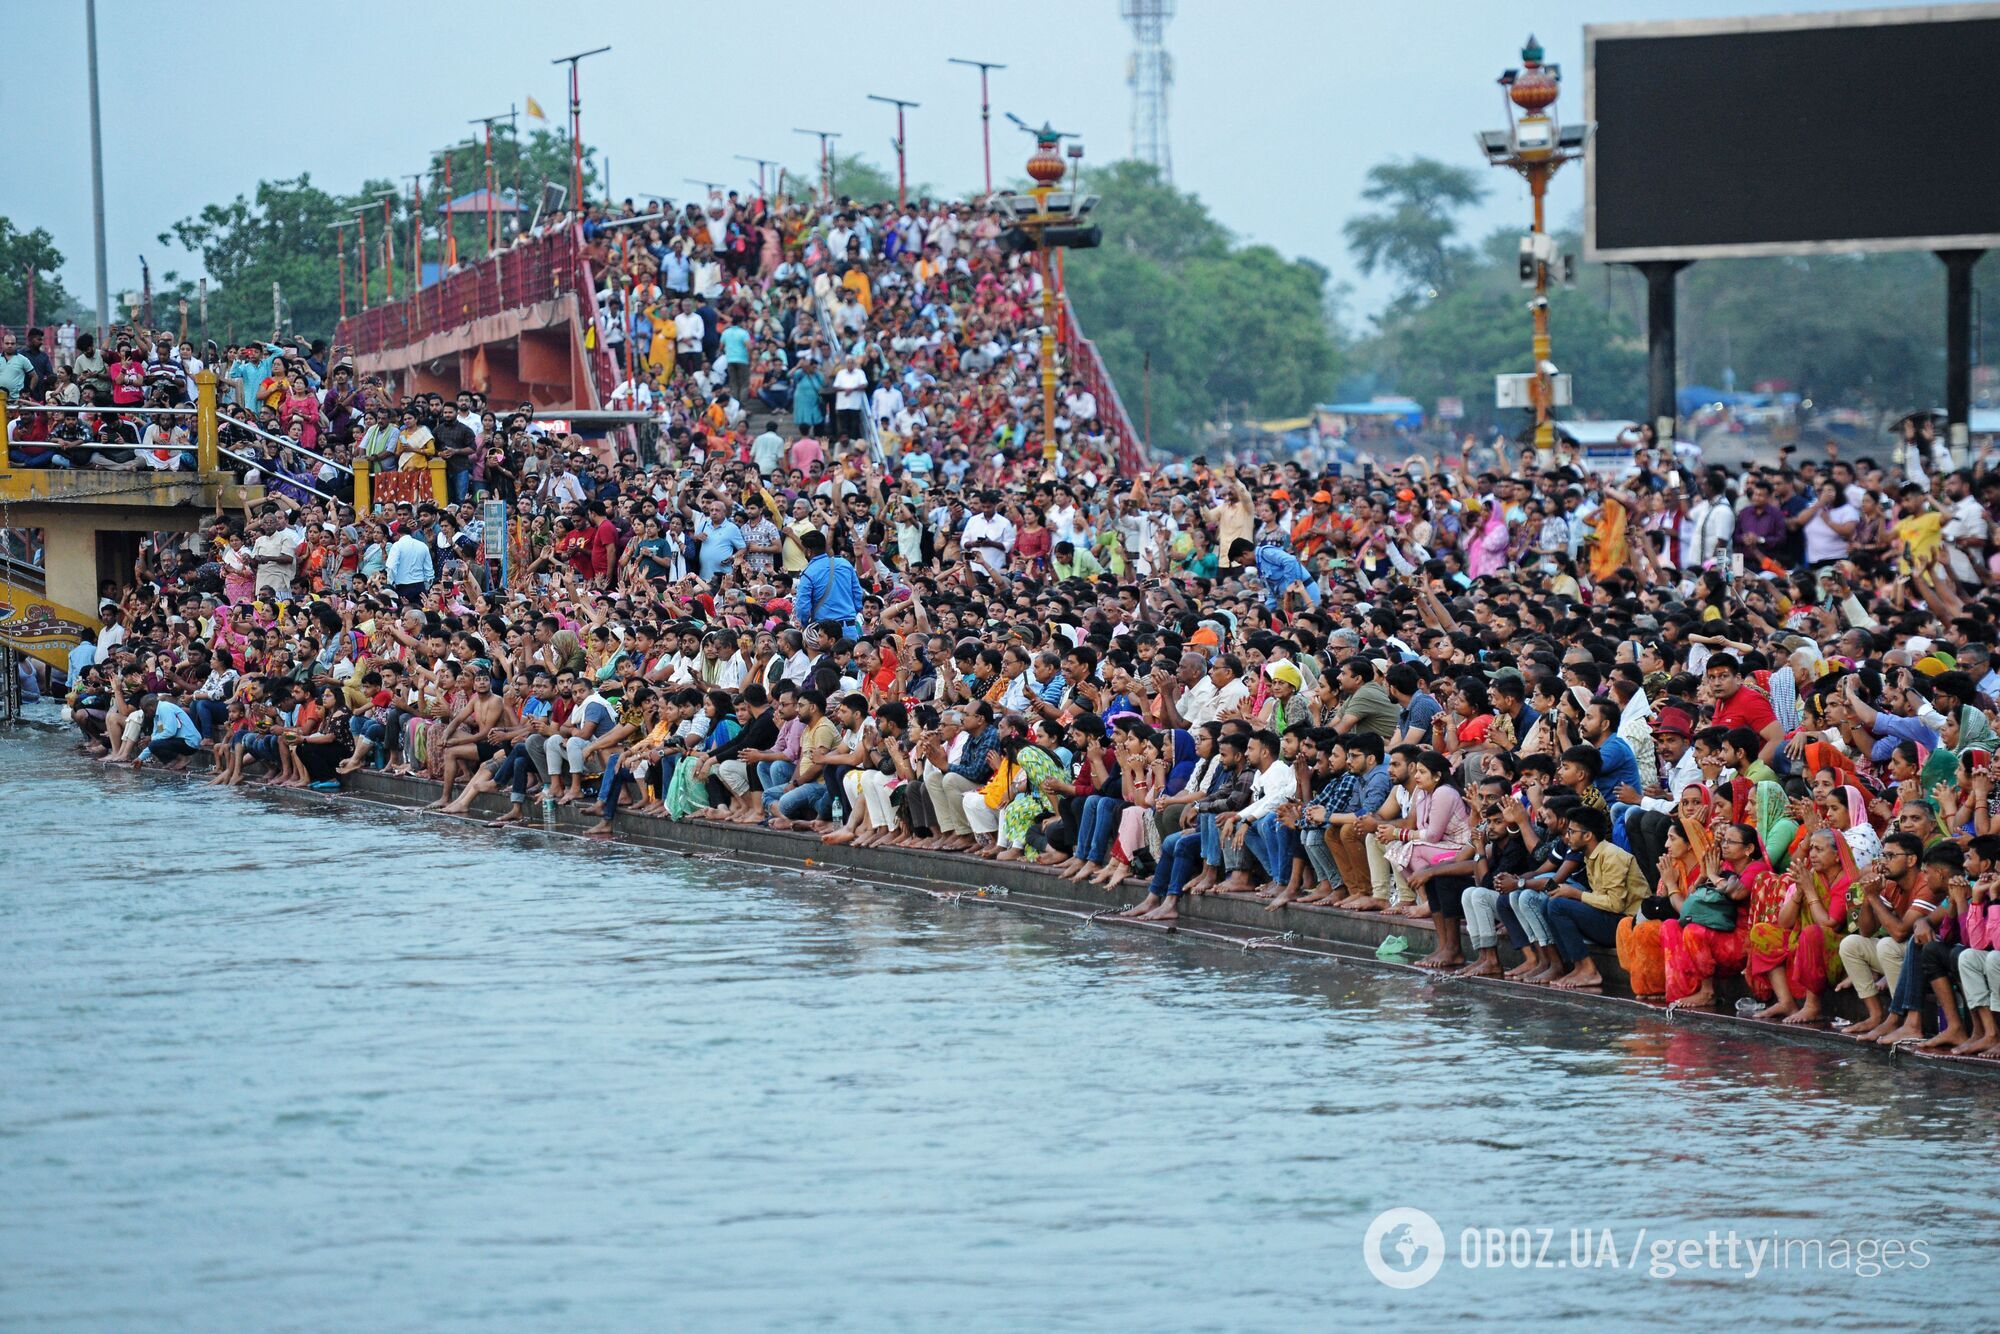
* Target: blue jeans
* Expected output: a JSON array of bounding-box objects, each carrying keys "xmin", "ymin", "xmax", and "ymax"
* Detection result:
[
  {"xmin": 1198, "ymin": 812, "xmax": 1224, "ymax": 865},
  {"xmin": 1248, "ymin": 812, "xmax": 1294, "ymax": 882},
  {"xmin": 1077, "ymin": 794, "xmax": 1122, "ymax": 864},
  {"xmin": 1546, "ymin": 895, "xmax": 1623, "ymax": 965},
  {"xmin": 498, "ymin": 742, "xmax": 538, "ymax": 802},
  {"xmin": 447, "ymin": 468, "xmax": 472, "ymax": 502},
  {"xmin": 190, "ymin": 697, "xmax": 229, "ymax": 738},
  {"xmin": 1509, "ymin": 888, "xmax": 1556, "ymax": 948},
  {"xmin": 1301, "ymin": 826, "xmax": 1341, "ymax": 886},
  {"xmin": 597, "ymin": 754, "xmax": 634, "ymax": 818},
  {"xmin": 777, "ymin": 780, "xmax": 826, "ymax": 821},
  {"xmin": 756, "ymin": 759, "xmax": 795, "ymax": 805},
  {"xmin": 1152, "ymin": 828, "xmax": 1203, "ymax": 898}
]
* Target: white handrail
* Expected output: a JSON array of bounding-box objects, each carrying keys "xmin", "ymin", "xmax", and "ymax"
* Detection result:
[
  {"xmin": 220, "ymin": 415, "xmax": 354, "ymax": 476},
  {"xmin": 6, "ymin": 403, "xmax": 195, "ymax": 415},
  {"xmin": 216, "ymin": 443, "xmax": 345, "ymax": 506}
]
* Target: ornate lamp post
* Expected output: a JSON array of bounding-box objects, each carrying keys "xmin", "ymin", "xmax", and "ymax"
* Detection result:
[
  {"xmin": 997, "ymin": 122, "xmax": 1102, "ymax": 463},
  {"xmin": 1478, "ymin": 36, "xmax": 1588, "ymax": 459}
]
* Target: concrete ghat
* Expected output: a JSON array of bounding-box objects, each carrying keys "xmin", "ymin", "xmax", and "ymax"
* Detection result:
[{"xmin": 122, "ymin": 758, "xmax": 2000, "ymax": 1083}]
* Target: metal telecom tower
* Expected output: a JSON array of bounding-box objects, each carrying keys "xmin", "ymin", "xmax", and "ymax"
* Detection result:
[{"xmin": 1121, "ymin": 0, "xmax": 1175, "ymax": 181}]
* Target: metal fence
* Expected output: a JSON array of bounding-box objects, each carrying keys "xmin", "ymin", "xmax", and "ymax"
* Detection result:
[{"xmin": 334, "ymin": 227, "xmax": 584, "ymax": 358}]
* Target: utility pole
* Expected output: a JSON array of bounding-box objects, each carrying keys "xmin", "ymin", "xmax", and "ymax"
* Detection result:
[
  {"xmin": 793, "ymin": 127, "xmax": 841, "ymax": 203},
  {"xmin": 734, "ymin": 154, "xmax": 779, "ymax": 199},
  {"xmin": 352, "ymin": 206, "xmax": 370, "ymax": 310},
  {"xmin": 947, "ymin": 58, "xmax": 1006, "ymax": 197},
  {"xmin": 378, "ymin": 193, "xmax": 397, "ymax": 301},
  {"xmin": 401, "ymin": 172, "xmax": 424, "ymax": 293},
  {"xmin": 85, "ymin": 0, "xmax": 111, "ymax": 342},
  {"xmin": 326, "ymin": 221, "xmax": 349, "ymax": 321},
  {"xmin": 867, "ymin": 94, "xmax": 920, "ymax": 208},
  {"xmin": 551, "ymin": 46, "xmax": 611, "ymax": 215},
  {"xmin": 469, "ymin": 111, "xmax": 513, "ymax": 255}
]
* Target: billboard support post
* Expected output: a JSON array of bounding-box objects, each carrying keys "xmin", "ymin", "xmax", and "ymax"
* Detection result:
[
  {"xmin": 1640, "ymin": 260, "xmax": 1689, "ymax": 448},
  {"xmin": 1941, "ymin": 249, "xmax": 1985, "ymax": 449}
]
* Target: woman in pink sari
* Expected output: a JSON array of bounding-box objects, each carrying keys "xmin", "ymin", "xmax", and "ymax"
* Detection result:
[
  {"xmin": 1748, "ymin": 827, "xmax": 1855, "ymax": 1025},
  {"xmin": 1464, "ymin": 499, "xmax": 1512, "ymax": 580},
  {"xmin": 1380, "ymin": 751, "xmax": 1472, "ymax": 921}
]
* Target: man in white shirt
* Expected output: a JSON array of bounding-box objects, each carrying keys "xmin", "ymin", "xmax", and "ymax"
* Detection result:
[
  {"xmin": 959, "ymin": 492, "xmax": 1017, "ymax": 571},
  {"xmin": 1685, "ymin": 476, "xmax": 1736, "ymax": 570},
  {"xmin": 250, "ymin": 514, "xmax": 301, "ymax": 599},
  {"xmin": 1218, "ymin": 730, "xmax": 1296, "ymax": 894}
]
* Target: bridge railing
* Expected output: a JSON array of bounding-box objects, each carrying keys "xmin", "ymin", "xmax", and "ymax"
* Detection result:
[
  {"xmin": 335, "ymin": 226, "xmax": 584, "ymax": 358},
  {"xmin": 0, "ymin": 376, "xmax": 223, "ymax": 474},
  {"xmin": 1059, "ymin": 294, "xmax": 1146, "ymax": 475}
]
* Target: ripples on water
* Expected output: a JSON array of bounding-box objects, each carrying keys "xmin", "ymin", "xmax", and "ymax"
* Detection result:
[{"xmin": 2, "ymin": 725, "xmax": 1996, "ymax": 1329}]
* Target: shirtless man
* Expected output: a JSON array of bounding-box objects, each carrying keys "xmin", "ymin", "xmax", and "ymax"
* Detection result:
[
  {"xmin": 441, "ymin": 679, "xmax": 546, "ymax": 816},
  {"xmin": 426, "ymin": 672, "xmax": 515, "ymax": 810}
]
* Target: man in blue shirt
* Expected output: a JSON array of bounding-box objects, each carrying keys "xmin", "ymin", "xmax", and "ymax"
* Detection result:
[
  {"xmin": 1232, "ymin": 538, "xmax": 1321, "ymax": 613},
  {"xmin": 792, "ymin": 529, "xmax": 864, "ymax": 639},
  {"xmin": 136, "ymin": 693, "xmax": 203, "ymax": 768},
  {"xmin": 386, "ymin": 527, "xmax": 435, "ymax": 603},
  {"xmin": 719, "ymin": 320, "xmax": 753, "ymax": 404},
  {"xmin": 692, "ymin": 498, "xmax": 746, "ymax": 583},
  {"xmin": 1583, "ymin": 700, "xmax": 1642, "ymax": 800}
]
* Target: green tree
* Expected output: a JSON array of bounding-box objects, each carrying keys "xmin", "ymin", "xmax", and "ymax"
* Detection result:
[
  {"xmin": 0, "ymin": 217, "xmax": 74, "ymax": 325},
  {"xmin": 1342, "ymin": 157, "xmax": 1487, "ymax": 305},
  {"xmin": 788, "ymin": 153, "xmax": 924, "ymax": 207},
  {"xmin": 1062, "ymin": 161, "xmax": 1344, "ymax": 452}
]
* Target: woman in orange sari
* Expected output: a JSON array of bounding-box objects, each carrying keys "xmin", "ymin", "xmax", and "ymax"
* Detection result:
[
  {"xmin": 1661, "ymin": 822, "xmax": 1766, "ymax": 1009},
  {"xmin": 1748, "ymin": 826, "xmax": 1855, "ymax": 1025},
  {"xmin": 1616, "ymin": 785, "xmax": 1713, "ymax": 999},
  {"xmin": 1586, "ymin": 492, "xmax": 1629, "ymax": 585}
]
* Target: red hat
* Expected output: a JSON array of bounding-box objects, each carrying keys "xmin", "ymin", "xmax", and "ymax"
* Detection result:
[{"xmin": 1652, "ymin": 707, "xmax": 1694, "ymax": 737}]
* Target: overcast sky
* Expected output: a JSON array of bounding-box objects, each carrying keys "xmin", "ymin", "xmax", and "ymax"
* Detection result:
[{"xmin": 12, "ymin": 0, "xmax": 1898, "ymax": 322}]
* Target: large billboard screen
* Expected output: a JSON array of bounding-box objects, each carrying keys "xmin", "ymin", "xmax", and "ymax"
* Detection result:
[{"xmin": 1585, "ymin": 5, "xmax": 2000, "ymax": 261}]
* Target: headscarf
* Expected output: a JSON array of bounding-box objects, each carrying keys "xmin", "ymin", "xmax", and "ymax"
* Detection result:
[
  {"xmin": 1587, "ymin": 493, "xmax": 1628, "ymax": 584},
  {"xmin": 1163, "ymin": 727, "xmax": 1198, "ymax": 796},
  {"xmin": 1918, "ymin": 704, "xmax": 1997, "ymax": 798},
  {"xmin": 1661, "ymin": 785, "xmax": 1715, "ymax": 896}
]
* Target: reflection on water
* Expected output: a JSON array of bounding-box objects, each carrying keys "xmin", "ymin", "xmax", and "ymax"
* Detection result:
[{"xmin": 2, "ymin": 727, "xmax": 1996, "ymax": 1329}]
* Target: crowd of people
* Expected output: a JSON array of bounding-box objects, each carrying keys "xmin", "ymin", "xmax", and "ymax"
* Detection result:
[{"xmin": 19, "ymin": 188, "xmax": 2000, "ymax": 1060}]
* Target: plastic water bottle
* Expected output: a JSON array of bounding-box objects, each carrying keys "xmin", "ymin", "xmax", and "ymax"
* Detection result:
[
  {"xmin": 1734, "ymin": 996, "xmax": 1763, "ymax": 1018},
  {"xmin": 541, "ymin": 788, "xmax": 556, "ymax": 827}
]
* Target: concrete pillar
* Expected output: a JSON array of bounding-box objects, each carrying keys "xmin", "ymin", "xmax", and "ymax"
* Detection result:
[{"xmin": 40, "ymin": 516, "xmax": 101, "ymax": 619}]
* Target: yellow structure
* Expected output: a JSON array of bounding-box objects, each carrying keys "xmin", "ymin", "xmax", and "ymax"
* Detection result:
[{"xmin": 0, "ymin": 371, "xmax": 261, "ymax": 668}]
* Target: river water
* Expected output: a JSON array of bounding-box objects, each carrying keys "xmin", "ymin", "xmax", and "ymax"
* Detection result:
[{"xmin": 3, "ymin": 722, "xmax": 1996, "ymax": 1330}]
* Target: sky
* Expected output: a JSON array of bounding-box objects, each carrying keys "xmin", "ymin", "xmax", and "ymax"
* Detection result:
[{"xmin": 11, "ymin": 0, "xmax": 1903, "ymax": 324}]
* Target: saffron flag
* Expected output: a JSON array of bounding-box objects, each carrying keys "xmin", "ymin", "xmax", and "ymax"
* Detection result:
[{"xmin": 525, "ymin": 95, "xmax": 547, "ymax": 121}]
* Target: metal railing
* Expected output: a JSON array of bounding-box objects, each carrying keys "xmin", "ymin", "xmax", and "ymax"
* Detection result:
[
  {"xmin": 1060, "ymin": 294, "xmax": 1145, "ymax": 475},
  {"xmin": 814, "ymin": 280, "xmax": 886, "ymax": 466},
  {"xmin": 335, "ymin": 226, "xmax": 584, "ymax": 357}
]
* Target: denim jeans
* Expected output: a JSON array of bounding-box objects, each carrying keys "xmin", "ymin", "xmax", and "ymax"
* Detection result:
[
  {"xmin": 1151, "ymin": 829, "xmax": 1197, "ymax": 897},
  {"xmin": 1077, "ymin": 794, "xmax": 1122, "ymax": 864},
  {"xmin": 1546, "ymin": 895, "xmax": 1623, "ymax": 965},
  {"xmin": 1248, "ymin": 812, "xmax": 1294, "ymax": 882},
  {"xmin": 498, "ymin": 742, "xmax": 538, "ymax": 802},
  {"xmin": 777, "ymin": 780, "xmax": 826, "ymax": 820},
  {"xmin": 1198, "ymin": 813, "xmax": 1223, "ymax": 865},
  {"xmin": 756, "ymin": 759, "xmax": 795, "ymax": 804},
  {"xmin": 1301, "ymin": 826, "xmax": 1341, "ymax": 886},
  {"xmin": 190, "ymin": 697, "xmax": 229, "ymax": 738},
  {"xmin": 1509, "ymin": 888, "xmax": 1556, "ymax": 948}
]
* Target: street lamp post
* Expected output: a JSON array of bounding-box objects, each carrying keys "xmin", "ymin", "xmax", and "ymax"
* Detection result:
[
  {"xmin": 469, "ymin": 110, "xmax": 514, "ymax": 255},
  {"xmin": 352, "ymin": 206, "xmax": 371, "ymax": 310},
  {"xmin": 996, "ymin": 123, "xmax": 1103, "ymax": 464},
  {"xmin": 793, "ymin": 127, "xmax": 841, "ymax": 202},
  {"xmin": 734, "ymin": 155, "xmax": 779, "ymax": 200},
  {"xmin": 326, "ymin": 221, "xmax": 349, "ymax": 322},
  {"xmin": 947, "ymin": 58, "xmax": 1006, "ymax": 197},
  {"xmin": 401, "ymin": 172, "xmax": 424, "ymax": 294},
  {"xmin": 867, "ymin": 94, "xmax": 920, "ymax": 209},
  {"xmin": 552, "ymin": 46, "xmax": 611, "ymax": 215},
  {"xmin": 1477, "ymin": 35, "xmax": 1587, "ymax": 460}
]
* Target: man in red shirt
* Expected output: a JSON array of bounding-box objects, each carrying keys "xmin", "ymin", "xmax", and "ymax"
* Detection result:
[
  {"xmin": 585, "ymin": 500, "xmax": 621, "ymax": 586},
  {"xmin": 1703, "ymin": 653, "xmax": 1781, "ymax": 767}
]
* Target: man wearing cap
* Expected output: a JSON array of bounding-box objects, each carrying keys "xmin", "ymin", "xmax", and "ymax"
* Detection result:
[{"xmin": 1617, "ymin": 706, "xmax": 1699, "ymax": 885}]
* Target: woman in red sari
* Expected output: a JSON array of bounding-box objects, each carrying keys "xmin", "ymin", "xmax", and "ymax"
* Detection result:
[
  {"xmin": 1661, "ymin": 822, "xmax": 1767, "ymax": 1009},
  {"xmin": 1747, "ymin": 826, "xmax": 1855, "ymax": 1025}
]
